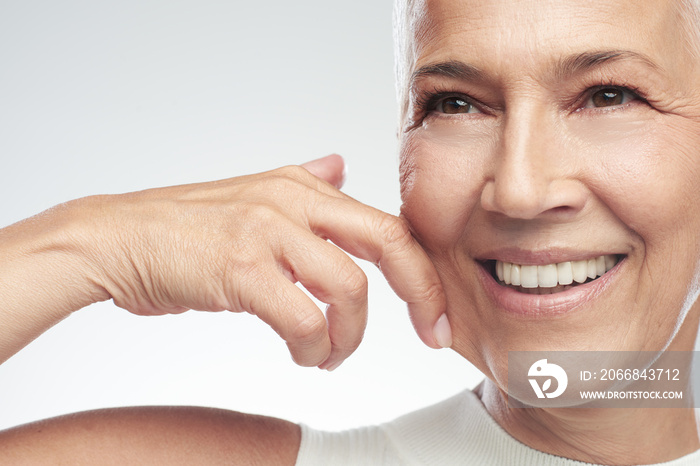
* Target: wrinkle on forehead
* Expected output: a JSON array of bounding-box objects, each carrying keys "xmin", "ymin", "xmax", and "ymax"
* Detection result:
[
  {"xmin": 417, "ymin": 1, "xmax": 667, "ymax": 59},
  {"xmin": 396, "ymin": 0, "xmax": 700, "ymax": 120}
]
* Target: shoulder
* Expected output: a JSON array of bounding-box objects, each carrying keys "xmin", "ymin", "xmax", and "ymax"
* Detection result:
[
  {"xmin": 0, "ymin": 406, "xmax": 300, "ymax": 465},
  {"xmin": 296, "ymin": 388, "xmax": 538, "ymax": 466},
  {"xmin": 296, "ymin": 422, "xmax": 395, "ymax": 466},
  {"xmin": 296, "ymin": 390, "xmax": 476, "ymax": 466}
]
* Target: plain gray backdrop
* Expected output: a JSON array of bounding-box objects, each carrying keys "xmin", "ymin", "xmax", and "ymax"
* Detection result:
[{"xmin": 0, "ymin": 0, "xmax": 481, "ymax": 430}]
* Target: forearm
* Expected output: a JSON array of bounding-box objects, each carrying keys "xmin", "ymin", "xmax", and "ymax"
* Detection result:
[
  {"xmin": 0, "ymin": 199, "xmax": 109, "ymax": 364},
  {"xmin": 0, "ymin": 157, "xmax": 447, "ymax": 369}
]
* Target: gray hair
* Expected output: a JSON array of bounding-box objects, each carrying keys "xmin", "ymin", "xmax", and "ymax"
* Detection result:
[
  {"xmin": 393, "ymin": 0, "xmax": 700, "ymax": 118},
  {"xmin": 392, "ymin": 0, "xmax": 418, "ymax": 121},
  {"xmin": 681, "ymin": 0, "xmax": 700, "ymax": 56}
]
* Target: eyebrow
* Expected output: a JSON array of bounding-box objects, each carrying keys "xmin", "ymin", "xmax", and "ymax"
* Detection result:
[
  {"xmin": 411, "ymin": 60, "xmax": 485, "ymax": 86},
  {"xmin": 409, "ymin": 50, "xmax": 662, "ymax": 89},
  {"xmin": 556, "ymin": 50, "xmax": 662, "ymax": 79}
]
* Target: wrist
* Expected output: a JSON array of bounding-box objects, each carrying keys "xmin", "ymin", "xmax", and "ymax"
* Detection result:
[
  {"xmin": 1, "ymin": 197, "xmax": 112, "ymax": 315},
  {"xmin": 48, "ymin": 196, "xmax": 114, "ymax": 307},
  {"xmin": 0, "ymin": 197, "xmax": 113, "ymax": 362}
]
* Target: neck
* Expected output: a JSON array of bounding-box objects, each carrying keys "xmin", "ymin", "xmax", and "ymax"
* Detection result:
[
  {"xmin": 478, "ymin": 377, "xmax": 699, "ymax": 465},
  {"xmin": 477, "ymin": 301, "xmax": 700, "ymax": 464}
]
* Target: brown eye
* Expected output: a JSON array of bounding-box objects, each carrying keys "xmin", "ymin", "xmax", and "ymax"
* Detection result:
[
  {"xmin": 439, "ymin": 97, "xmax": 477, "ymax": 114},
  {"xmin": 587, "ymin": 87, "xmax": 637, "ymax": 108}
]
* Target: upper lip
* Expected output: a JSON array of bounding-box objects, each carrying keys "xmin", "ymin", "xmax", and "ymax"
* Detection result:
[{"xmin": 475, "ymin": 247, "xmax": 627, "ymax": 266}]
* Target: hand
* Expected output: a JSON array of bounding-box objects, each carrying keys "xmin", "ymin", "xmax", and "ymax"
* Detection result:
[{"xmin": 77, "ymin": 155, "xmax": 450, "ymax": 369}]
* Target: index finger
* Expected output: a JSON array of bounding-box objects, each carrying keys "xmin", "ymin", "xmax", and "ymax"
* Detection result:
[{"xmin": 309, "ymin": 197, "xmax": 450, "ymax": 349}]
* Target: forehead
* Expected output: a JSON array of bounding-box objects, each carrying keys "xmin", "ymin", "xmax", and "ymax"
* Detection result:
[{"xmin": 408, "ymin": 0, "xmax": 688, "ymax": 76}]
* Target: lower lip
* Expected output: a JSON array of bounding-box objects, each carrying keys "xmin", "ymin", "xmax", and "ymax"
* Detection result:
[{"xmin": 477, "ymin": 259, "xmax": 623, "ymax": 317}]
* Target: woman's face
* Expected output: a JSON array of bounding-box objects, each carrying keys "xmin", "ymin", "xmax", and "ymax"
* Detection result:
[{"xmin": 399, "ymin": 0, "xmax": 700, "ymax": 383}]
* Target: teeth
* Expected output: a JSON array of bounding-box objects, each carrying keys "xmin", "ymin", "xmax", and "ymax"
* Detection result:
[
  {"xmin": 496, "ymin": 255, "xmax": 618, "ymax": 288},
  {"xmin": 557, "ymin": 261, "xmax": 573, "ymax": 285},
  {"xmin": 586, "ymin": 259, "xmax": 597, "ymax": 279},
  {"xmin": 511, "ymin": 264, "xmax": 521, "ymax": 286},
  {"xmin": 572, "ymin": 260, "xmax": 588, "ymax": 283},
  {"xmin": 538, "ymin": 264, "xmax": 558, "ymax": 288},
  {"xmin": 595, "ymin": 256, "xmax": 606, "ymax": 276},
  {"xmin": 521, "ymin": 265, "xmax": 538, "ymax": 288},
  {"xmin": 604, "ymin": 254, "xmax": 616, "ymax": 270}
]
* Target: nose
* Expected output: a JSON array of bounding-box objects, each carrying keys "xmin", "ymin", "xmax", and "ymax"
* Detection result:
[{"xmin": 480, "ymin": 105, "xmax": 587, "ymax": 219}]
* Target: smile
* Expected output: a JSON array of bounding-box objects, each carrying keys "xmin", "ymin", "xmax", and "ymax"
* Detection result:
[
  {"xmin": 492, "ymin": 255, "xmax": 620, "ymax": 295},
  {"xmin": 478, "ymin": 253, "xmax": 625, "ymax": 316}
]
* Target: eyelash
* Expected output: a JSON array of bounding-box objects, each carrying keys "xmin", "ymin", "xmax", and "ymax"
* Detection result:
[
  {"xmin": 411, "ymin": 83, "xmax": 648, "ymax": 121},
  {"xmin": 574, "ymin": 83, "xmax": 646, "ymax": 112},
  {"xmin": 413, "ymin": 87, "xmax": 478, "ymax": 117}
]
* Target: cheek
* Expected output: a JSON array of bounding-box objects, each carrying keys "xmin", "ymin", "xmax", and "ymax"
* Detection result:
[
  {"xmin": 399, "ymin": 122, "xmax": 495, "ymax": 252},
  {"xmin": 576, "ymin": 114, "xmax": 700, "ymax": 322},
  {"xmin": 581, "ymin": 116, "xmax": 700, "ymax": 247}
]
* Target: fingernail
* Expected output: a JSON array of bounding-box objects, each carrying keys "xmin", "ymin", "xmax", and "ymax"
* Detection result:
[
  {"xmin": 301, "ymin": 154, "xmax": 331, "ymax": 164},
  {"xmin": 321, "ymin": 360, "xmax": 342, "ymax": 372},
  {"xmin": 433, "ymin": 313, "xmax": 452, "ymax": 348},
  {"xmin": 340, "ymin": 159, "xmax": 348, "ymax": 188},
  {"xmin": 326, "ymin": 360, "xmax": 343, "ymax": 372}
]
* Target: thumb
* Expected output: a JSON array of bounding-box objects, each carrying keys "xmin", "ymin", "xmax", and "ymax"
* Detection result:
[{"xmin": 301, "ymin": 154, "xmax": 346, "ymax": 189}]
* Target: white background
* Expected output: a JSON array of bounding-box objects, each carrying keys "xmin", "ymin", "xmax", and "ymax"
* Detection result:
[{"xmin": 0, "ymin": 0, "xmax": 482, "ymax": 431}]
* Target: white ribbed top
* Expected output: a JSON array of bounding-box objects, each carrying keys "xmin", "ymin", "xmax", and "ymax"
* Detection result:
[{"xmin": 296, "ymin": 389, "xmax": 700, "ymax": 465}]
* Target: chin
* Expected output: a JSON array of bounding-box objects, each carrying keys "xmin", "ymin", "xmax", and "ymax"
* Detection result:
[{"xmin": 443, "ymin": 261, "xmax": 699, "ymax": 388}]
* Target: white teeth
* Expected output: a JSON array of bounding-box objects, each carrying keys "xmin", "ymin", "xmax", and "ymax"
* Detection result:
[
  {"xmin": 520, "ymin": 265, "xmax": 538, "ymax": 288},
  {"xmin": 538, "ymin": 264, "xmax": 558, "ymax": 288},
  {"xmin": 572, "ymin": 260, "xmax": 588, "ymax": 284},
  {"xmin": 557, "ymin": 262, "xmax": 573, "ymax": 285},
  {"xmin": 587, "ymin": 259, "xmax": 597, "ymax": 279},
  {"xmin": 511, "ymin": 264, "xmax": 521, "ymax": 286},
  {"xmin": 595, "ymin": 256, "xmax": 606, "ymax": 276},
  {"xmin": 496, "ymin": 254, "xmax": 618, "ymax": 289}
]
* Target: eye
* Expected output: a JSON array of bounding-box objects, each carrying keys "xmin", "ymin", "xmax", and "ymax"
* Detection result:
[
  {"xmin": 435, "ymin": 96, "xmax": 481, "ymax": 114},
  {"xmin": 584, "ymin": 87, "xmax": 639, "ymax": 109}
]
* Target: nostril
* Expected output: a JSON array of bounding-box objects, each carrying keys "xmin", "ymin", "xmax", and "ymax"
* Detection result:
[
  {"xmin": 481, "ymin": 171, "xmax": 589, "ymax": 221},
  {"xmin": 550, "ymin": 206, "xmax": 571, "ymax": 215},
  {"xmin": 541, "ymin": 205, "xmax": 581, "ymax": 220},
  {"xmin": 480, "ymin": 179, "xmax": 550, "ymax": 220}
]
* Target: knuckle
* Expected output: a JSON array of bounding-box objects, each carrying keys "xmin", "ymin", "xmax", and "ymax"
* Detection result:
[
  {"xmin": 235, "ymin": 202, "xmax": 283, "ymax": 230},
  {"xmin": 336, "ymin": 260, "xmax": 368, "ymax": 304},
  {"xmin": 377, "ymin": 215, "xmax": 414, "ymax": 255},
  {"xmin": 257, "ymin": 173, "xmax": 310, "ymax": 201},
  {"xmin": 414, "ymin": 279, "xmax": 444, "ymax": 306},
  {"xmin": 275, "ymin": 165, "xmax": 315, "ymax": 184},
  {"xmin": 228, "ymin": 262, "xmax": 271, "ymax": 313},
  {"xmin": 288, "ymin": 313, "xmax": 327, "ymax": 347}
]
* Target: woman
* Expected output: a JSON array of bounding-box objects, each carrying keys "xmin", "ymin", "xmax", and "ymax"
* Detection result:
[{"xmin": 2, "ymin": 0, "xmax": 700, "ymax": 464}]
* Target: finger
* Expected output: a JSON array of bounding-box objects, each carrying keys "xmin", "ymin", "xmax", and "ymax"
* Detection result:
[
  {"xmin": 308, "ymin": 198, "xmax": 449, "ymax": 349},
  {"xmin": 300, "ymin": 154, "xmax": 346, "ymax": 189},
  {"xmin": 239, "ymin": 267, "xmax": 331, "ymax": 367},
  {"xmin": 257, "ymin": 163, "xmax": 351, "ymax": 206},
  {"xmin": 281, "ymin": 234, "xmax": 369, "ymax": 370}
]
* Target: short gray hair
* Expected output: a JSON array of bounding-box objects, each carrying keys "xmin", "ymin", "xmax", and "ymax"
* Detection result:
[
  {"xmin": 680, "ymin": 0, "xmax": 700, "ymax": 57},
  {"xmin": 392, "ymin": 0, "xmax": 419, "ymax": 122}
]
